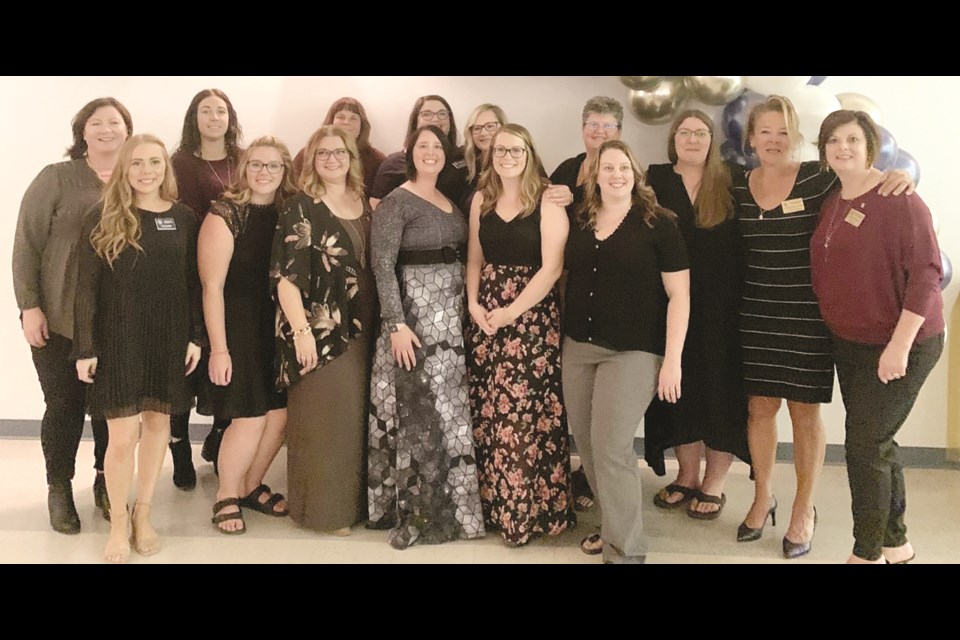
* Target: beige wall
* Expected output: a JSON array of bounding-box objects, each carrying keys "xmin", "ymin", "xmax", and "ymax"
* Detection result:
[{"xmin": 2, "ymin": 75, "xmax": 955, "ymax": 448}]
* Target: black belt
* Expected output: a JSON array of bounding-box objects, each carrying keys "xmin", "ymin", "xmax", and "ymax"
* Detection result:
[{"xmin": 396, "ymin": 245, "xmax": 466, "ymax": 265}]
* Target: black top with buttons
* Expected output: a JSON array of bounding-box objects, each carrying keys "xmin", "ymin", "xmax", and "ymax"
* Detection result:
[{"xmin": 564, "ymin": 205, "xmax": 689, "ymax": 355}]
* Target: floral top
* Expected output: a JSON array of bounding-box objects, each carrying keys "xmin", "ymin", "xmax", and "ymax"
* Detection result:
[{"xmin": 271, "ymin": 193, "xmax": 369, "ymax": 390}]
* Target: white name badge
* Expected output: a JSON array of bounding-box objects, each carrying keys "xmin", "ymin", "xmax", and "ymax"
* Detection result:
[
  {"xmin": 781, "ymin": 198, "xmax": 805, "ymax": 214},
  {"xmin": 155, "ymin": 217, "xmax": 177, "ymax": 231}
]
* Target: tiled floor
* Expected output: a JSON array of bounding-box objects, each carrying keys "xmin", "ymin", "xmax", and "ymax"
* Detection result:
[{"xmin": 1, "ymin": 438, "xmax": 958, "ymax": 564}]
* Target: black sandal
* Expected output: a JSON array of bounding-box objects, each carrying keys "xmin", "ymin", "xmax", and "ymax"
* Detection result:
[
  {"xmin": 212, "ymin": 498, "xmax": 246, "ymax": 535},
  {"xmin": 239, "ymin": 484, "xmax": 289, "ymax": 517},
  {"xmin": 687, "ymin": 491, "xmax": 727, "ymax": 520},
  {"xmin": 653, "ymin": 483, "xmax": 698, "ymax": 510},
  {"xmin": 580, "ymin": 533, "xmax": 603, "ymax": 556}
]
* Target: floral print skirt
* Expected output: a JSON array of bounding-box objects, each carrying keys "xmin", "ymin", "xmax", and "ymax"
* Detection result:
[{"xmin": 468, "ymin": 263, "xmax": 576, "ymax": 545}]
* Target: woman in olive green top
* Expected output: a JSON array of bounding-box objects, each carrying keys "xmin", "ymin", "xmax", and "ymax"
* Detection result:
[{"xmin": 12, "ymin": 97, "xmax": 132, "ymax": 533}]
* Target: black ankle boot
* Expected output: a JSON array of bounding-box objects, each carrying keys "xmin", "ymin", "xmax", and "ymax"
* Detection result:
[
  {"xmin": 48, "ymin": 481, "xmax": 81, "ymax": 534},
  {"xmin": 170, "ymin": 439, "xmax": 197, "ymax": 491},
  {"xmin": 93, "ymin": 472, "xmax": 111, "ymax": 521}
]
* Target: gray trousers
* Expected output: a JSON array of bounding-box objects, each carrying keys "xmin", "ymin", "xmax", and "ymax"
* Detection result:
[{"xmin": 562, "ymin": 338, "xmax": 661, "ymax": 563}]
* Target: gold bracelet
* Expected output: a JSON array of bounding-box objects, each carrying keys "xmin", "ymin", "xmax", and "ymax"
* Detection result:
[{"xmin": 292, "ymin": 325, "xmax": 312, "ymax": 340}]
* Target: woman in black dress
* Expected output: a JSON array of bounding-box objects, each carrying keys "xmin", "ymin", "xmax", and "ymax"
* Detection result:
[
  {"xmin": 645, "ymin": 110, "xmax": 750, "ymax": 519},
  {"xmin": 13, "ymin": 97, "xmax": 132, "ymax": 531},
  {"xmin": 74, "ymin": 134, "xmax": 203, "ymax": 563},
  {"xmin": 466, "ymin": 123, "xmax": 575, "ymax": 546},
  {"xmin": 273, "ymin": 125, "xmax": 377, "ymax": 535},
  {"xmin": 169, "ymin": 88, "xmax": 245, "ymax": 485},
  {"xmin": 198, "ymin": 137, "xmax": 298, "ymax": 534}
]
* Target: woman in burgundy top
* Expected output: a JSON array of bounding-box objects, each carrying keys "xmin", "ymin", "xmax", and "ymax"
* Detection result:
[
  {"xmin": 169, "ymin": 88, "xmax": 245, "ymax": 487},
  {"xmin": 810, "ymin": 110, "xmax": 943, "ymax": 564}
]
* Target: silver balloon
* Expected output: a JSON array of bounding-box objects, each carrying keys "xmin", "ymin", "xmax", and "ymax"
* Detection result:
[
  {"xmin": 684, "ymin": 76, "xmax": 745, "ymax": 106},
  {"xmin": 620, "ymin": 76, "xmax": 663, "ymax": 91},
  {"xmin": 628, "ymin": 77, "xmax": 687, "ymax": 125},
  {"xmin": 836, "ymin": 92, "xmax": 883, "ymax": 126}
]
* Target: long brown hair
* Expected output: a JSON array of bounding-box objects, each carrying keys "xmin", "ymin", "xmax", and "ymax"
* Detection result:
[
  {"xmin": 91, "ymin": 134, "xmax": 178, "ymax": 267},
  {"xmin": 222, "ymin": 136, "xmax": 298, "ymax": 208},
  {"xmin": 578, "ymin": 140, "xmax": 672, "ymax": 230},
  {"xmin": 667, "ymin": 109, "xmax": 733, "ymax": 228},
  {"xmin": 300, "ymin": 125, "xmax": 364, "ymax": 200},
  {"xmin": 321, "ymin": 97, "xmax": 373, "ymax": 150},
  {"xmin": 477, "ymin": 124, "xmax": 548, "ymax": 219}
]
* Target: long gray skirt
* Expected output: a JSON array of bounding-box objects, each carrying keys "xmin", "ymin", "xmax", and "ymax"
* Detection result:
[{"xmin": 286, "ymin": 336, "xmax": 369, "ymax": 531}]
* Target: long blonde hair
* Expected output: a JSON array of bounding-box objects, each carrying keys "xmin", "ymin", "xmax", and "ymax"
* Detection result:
[
  {"xmin": 478, "ymin": 124, "xmax": 548, "ymax": 219},
  {"xmin": 463, "ymin": 103, "xmax": 507, "ymax": 183},
  {"xmin": 667, "ymin": 109, "xmax": 733, "ymax": 228},
  {"xmin": 578, "ymin": 140, "xmax": 672, "ymax": 230},
  {"xmin": 222, "ymin": 136, "xmax": 298, "ymax": 208},
  {"xmin": 299, "ymin": 125, "xmax": 364, "ymax": 200},
  {"xmin": 91, "ymin": 134, "xmax": 177, "ymax": 267}
]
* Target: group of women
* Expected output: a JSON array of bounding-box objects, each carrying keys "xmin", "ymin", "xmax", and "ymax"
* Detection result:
[{"xmin": 13, "ymin": 85, "xmax": 941, "ymax": 565}]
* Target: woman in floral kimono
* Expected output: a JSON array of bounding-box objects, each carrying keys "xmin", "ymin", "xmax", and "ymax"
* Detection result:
[{"xmin": 271, "ymin": 125, "xmax": 377, "ymax": 534}]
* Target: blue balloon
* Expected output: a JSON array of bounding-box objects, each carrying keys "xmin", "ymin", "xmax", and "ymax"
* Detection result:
[
  {"xmin": 941, "ymin": 251, "xmax": 952, "ymax": 290},
  {"xmin": 721, "ymin": 139, "xmax": 746, "ymax": 166},
  {"xmin": 890, "ymin": 149, "xmax": 920, "ymax": 186},
  {"xmin": 874, "ymin": 126, "xmax": 899, "ymax": 171},
  {"xmin": 722, "ymin": 90, "xmax": 766, "ymax": 147},
  {"xmin": 808, "ymin": 76, "xmax": 828, "ymax": 86}
]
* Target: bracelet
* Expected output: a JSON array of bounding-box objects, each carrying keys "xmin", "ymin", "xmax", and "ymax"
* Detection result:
[
  {"xmin": 292, "ymin": 325, "xmax": 313, "ymax": 341},
  {"xmin": 210, "ymin": 349, "xmax": 229, "ymax": 356}
]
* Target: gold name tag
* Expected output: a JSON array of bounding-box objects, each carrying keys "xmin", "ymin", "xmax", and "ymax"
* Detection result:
[
  {"xmin": 781, "ymin": 198, "xmax": 805, "ymax": 214},
  {"xmin": 845, "ymin": 210, "xmax": 865, "ymax": 227}
]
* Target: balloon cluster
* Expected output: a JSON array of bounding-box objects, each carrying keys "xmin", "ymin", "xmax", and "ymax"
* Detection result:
[{"xmin": 618, "ymin": 75, "xmax": 948, "ymax": 289}]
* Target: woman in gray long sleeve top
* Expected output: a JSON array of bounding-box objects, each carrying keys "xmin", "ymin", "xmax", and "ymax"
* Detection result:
[{"xmin": 12, "ymin": 97, "xmax": 132, "ymax": 533}]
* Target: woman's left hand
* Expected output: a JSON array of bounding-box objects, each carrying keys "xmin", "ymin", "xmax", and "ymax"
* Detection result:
[
  {"xmin": 878, "ymin": 169, "xmax": 916, "ymax": 197},
  {"xmin": 185, "ymin": 342, "xmax": 202, "ymax": 376},
  {"xmin": 878, "ymin": 341, "xmax": 910, "ymax": 384},
  {"xmin": 484, "ymin": 307, "xmax": 516, "ymax": 331},
  {"xmin": 657, "ymin": 357, "xmax": 682, "ymax": 403}
]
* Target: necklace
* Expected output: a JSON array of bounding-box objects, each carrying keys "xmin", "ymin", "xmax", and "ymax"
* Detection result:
[
  {"xmin": 823, "ymin": 196, "xmax": 850, "ymax": 250},
  {"xmin": 205, "ymin": 156, "xmax": 232, "ymax": 191},
  {"xmin": 342, "ymin": 213, "xmax": 369, "ymax": 267}
]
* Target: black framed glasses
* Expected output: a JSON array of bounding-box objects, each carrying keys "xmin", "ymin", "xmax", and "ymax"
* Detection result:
[
  {"xmin": 419, "ymin": 109, "xmax": 450, "ymax": 121},
  {"xmin": 470, "ymin": 122, "xmax": 501, "ymax": 134},
  {"xmin": 315, "ymin": 148, "xmax": 350, "ymax": 161},
  {"xmin": 248, "ymin": 160, "xmax": 283, "ymax": 174},
  {"xmin": 677, "ymin": 128, "xmax": 711, "ymax": 140},
  {"xmin": 492, "ymin": 146, "xmax": 527, "ymax": 159}
]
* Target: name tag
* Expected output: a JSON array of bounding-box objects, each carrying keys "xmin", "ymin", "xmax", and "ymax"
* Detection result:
[
  {"xmin": 781, "ymin": 198, "xmax": 805, "ymax": 214},
  {"xmin": 155, "ymin": 217, "xmax": 177, "ymax": 231},
  {"xmin": 451, "ymin": 159, "xmax": 467, "ymax": 170},
  {"xmin": 845, "ymin": 210, "xmax": 865, "ymax": 227}
]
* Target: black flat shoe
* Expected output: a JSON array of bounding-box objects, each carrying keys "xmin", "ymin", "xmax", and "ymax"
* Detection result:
[
  {"xmin": 169, "ymin": 439, "xmax": 196, "ymax": 491},
  {"xmin": 201, "ymin": 427, "xmax": 224, "ymax": 475},
  {"xmin": 93, "ymin": 472, "xmax": 111, "ymax": 521},
  {"xmin": 783, "ymin": 506, "xmax": 817, "ymax": 559},
  {"xmin": 48, "ymin": 481, "xmax": 81, "ymax": 535},
  {"xmin": 737, "ymin": 496, "xmax": 777, "ymax": 542}
]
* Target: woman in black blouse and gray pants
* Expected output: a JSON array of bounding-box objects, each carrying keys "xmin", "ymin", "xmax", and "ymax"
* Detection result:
[{"xmin": 563, "ymin": 140, "xmax": 690, "ymax": 563}]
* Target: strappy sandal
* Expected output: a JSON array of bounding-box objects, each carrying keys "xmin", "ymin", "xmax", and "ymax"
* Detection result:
[
  {"xmin": 239, "ymin": 484, "xmax": 289, "ymax": 517},
  {"xmin": 653, "ymin": 483, "xmax": 698, "ymax": 510},
  {"xmin": 580, "ymin": 533, "xmax": 603, "ymax": 556},
  {"xmin": 212, "ymin": 498, "xmax": 246, "ymax": 535},
  {"xmin": 571, "ymin": 468, "xmax": 595, "ymax": 512},
  {"xmin": 687, "ymin": 491, "xmax": 727, "ymax": 520}
]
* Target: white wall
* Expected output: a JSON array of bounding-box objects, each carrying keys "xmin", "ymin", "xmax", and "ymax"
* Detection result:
[{"xmin": 2, "ymin": 76, "xmax": 955, "ymax": 448}]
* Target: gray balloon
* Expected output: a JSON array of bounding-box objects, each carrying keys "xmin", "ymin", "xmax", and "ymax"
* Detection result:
[
  {"xmin": 620, "ymin": 76, "xmax": 663, "ymax": 91},
  {"xmin": 628, "ymin": 77, "xmax": 686, "ymax": 125},
  {"xmin": 684, "ymin": 76, "xmax": 745, "ymax": 106}
]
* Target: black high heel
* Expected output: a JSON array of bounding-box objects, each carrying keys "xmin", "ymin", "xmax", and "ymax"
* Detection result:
[
  {"xmin": 782, "ymin": 506, "xmax": 817, "ymax": 559},
  {"xmin": 737, "ymin": 496, "xmax": 777, "ymax": 542}
]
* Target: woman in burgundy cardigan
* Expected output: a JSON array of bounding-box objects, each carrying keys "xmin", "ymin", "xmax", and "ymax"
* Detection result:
[{"xmin": 810, "ymin": 110, "xmax": 943, "ymax": 565}]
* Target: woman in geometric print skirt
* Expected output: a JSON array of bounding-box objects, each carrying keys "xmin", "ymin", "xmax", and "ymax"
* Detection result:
[
  {"xmin": 466, "ymin": 124, "xmax": 576, "ymax": 547},
  {"xmin": 732, "ymin": 95, "xmax": 914, "ymax": 559}
]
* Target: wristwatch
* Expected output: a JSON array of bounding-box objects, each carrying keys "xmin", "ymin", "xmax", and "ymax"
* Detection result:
[{"xmin": 387, "ymin": 323, "xmax": 401, "ymax": 333}]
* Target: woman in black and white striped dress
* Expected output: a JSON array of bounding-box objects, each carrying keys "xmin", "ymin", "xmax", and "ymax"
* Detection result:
[{"xmin": 732, "ymin": 96, "xmax": 913, "ymax": 559}]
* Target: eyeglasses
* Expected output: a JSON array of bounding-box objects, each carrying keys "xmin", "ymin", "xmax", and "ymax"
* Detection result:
[
  {"xmin": 470, "ymin": 122, "xmax": 501, "ymax": 134},
  {"xmin": 584, "ymin": 121, "xmax": 619, "ymax": 131},
  {"xmin": 248, "ymin": 160, "xmax": 283, "ymax": 174},
  {"xmin": 677, "ymin": 128, "xmax": 711, "ymax": 140},
  {"xmin": 419, "ymin": 109, "xmax": 450, "ymax": 122},
  {"xmin": 492, "ymin": 146, "xmax": 527, "ymax": 159},
  {"xmin": 315, "ymin": 148, "xmax": 350, "ymax": 161}
]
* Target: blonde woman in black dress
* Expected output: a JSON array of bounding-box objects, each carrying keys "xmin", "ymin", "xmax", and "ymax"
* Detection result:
[{"xmin": 74, "ymin": 134, "xmax": 203, "ymax": 563}]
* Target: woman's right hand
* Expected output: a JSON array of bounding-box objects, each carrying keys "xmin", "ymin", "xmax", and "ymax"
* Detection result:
[
  {"xmin": 295, "ymin": 329, "xmax": 319, "ymax": 375},
  {"xmin": 77, "ymin": 357, "xmax": 98, "ymax": 384},
  {"xmin": 22, "ymin": 307, "xmax": 49, "ymax": 348},
  {"xmin": 469, "ymin": 302, "xmax": 496, "ymax": 336},
  {"xmin": 208, "ymin": 351, "xmax": 232, "ymax": 386},
  {"xmin": 390, "ymin": 324, "xmax": 422, "ymax": 371}
]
